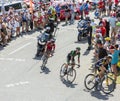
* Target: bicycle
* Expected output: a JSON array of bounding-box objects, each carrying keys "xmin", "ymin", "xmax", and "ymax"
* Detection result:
[
  {"xmin": 84, "ymin": 65, "xmax": 115, "ymax": 94},
  {"xmin": 60, "ymin": 63, "xmax": 80, "ymax": 83},
  {"xmin": 41, "ymin": 52, "xmax": 49, "ymax": 70}
]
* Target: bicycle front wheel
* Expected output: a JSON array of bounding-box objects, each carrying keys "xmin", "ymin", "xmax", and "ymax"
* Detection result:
[
  {"xmin": 101, "ymin": 76, "xmax": 115, "ymax": 94},
  {"xmin": 67, "ymin": 68, "xmax": 76, "ymax": 83},
  {"xmin": 60, "ymin": 63, "xmax": 67, "ymax": 77},
  {"xmin": 41, "ymin": 56, "xmax": 47, "ymax": 69},
  {"xmin": 84, "ymin": 74, "xmax": 96, "ymax": 90}
]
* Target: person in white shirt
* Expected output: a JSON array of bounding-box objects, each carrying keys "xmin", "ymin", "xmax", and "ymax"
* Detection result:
[{"xmin": 15, "ymin": 13, "xmax": 20, "ymax": 36}]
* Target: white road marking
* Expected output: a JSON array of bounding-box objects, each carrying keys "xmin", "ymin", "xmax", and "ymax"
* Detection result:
[
  {"xmin": 5, "ymin": 81, "xmax": 29, "ymax": 88},
  {"xmin": 60, "ymin": 27, "xmax": 77, "ymax": 30},
  {"xmin": 23, "ymin": 36, "xmax": 37, "ymax": 40},
  {"xmin": 0, "ymin": 58, "xmax": 25, "ymax": 62},
  {"xmin": 8, "ymin": 42, "xmax": 31, "ymax": 55}
]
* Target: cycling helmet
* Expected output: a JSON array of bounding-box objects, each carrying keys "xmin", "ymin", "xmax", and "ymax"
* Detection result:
[
  {"xmin": 45, "ymin": 27, "xmax": 51, "ymax": 30},
  {"xmin": 76, "ymin": 47, "xmax": 81, "ymax": 51},
  {"xmin": 107, "ymin": 54, "xmax": 113, "ymax": 59}
]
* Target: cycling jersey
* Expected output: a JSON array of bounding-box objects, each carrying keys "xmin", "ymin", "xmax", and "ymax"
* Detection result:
[
  {"xmin": 67, "ymin": 50, "xmax": 80, "ymax": 64},
  {"xmin": 46, "ymin": 42, "xmax": 55, "ymax": 51},
  {"xmin": 69, "ymin": 50, "xmax": 80, "ymax": 58},
  {"xmin": 95, "ymin": 58, "xmax": 111, "ymax": 71}
]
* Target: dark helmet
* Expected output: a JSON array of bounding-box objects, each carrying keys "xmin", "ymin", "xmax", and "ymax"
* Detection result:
[{"xmin": 76, "ymin": 47, "xmax": 81, "ymax": 51}]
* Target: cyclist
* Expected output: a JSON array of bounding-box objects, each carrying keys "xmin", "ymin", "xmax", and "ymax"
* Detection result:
[
  {"xmin": 44, "ymin": 38, "xmax": 55, "ymax": 57},
  {"xmin": 95, "ymin": 55, "xmax": 112, "ymax": 80},
  {"xmin": 66, "ymin": 47, "xmax": 81, "ymax": 67}
]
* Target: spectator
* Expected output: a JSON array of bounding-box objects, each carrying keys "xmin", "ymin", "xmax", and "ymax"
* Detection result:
[
  {"xmin": 109, "ymin": 45, "xmax": 120, "ymax": 81},
  {"xmin": 99, "ymin": 24, "xmax": 106, "ymax": 38},
  {"xmin": 87, "ymin": 22, "xmax": 92, "ymax": 50},
  {"xmin": 30, "ymin": 13, "xmax": 33, "ymax": 30},
  {"xmin": 109, "ymin": 13, "xmax": 117, "ymax": 38},
  {"xmin": 69, "ymin": 4, "xmax": 75, "ymax": 24},
  {"xmin": 15, "ymin": 13, "xmax": 20, "ymax": 36},
  {"xmin": 83, "ymin": 1, "xmax": 89, "ymax": 18},
  {"xmin": 79, "ymin": 3, "xmax": 84, "ymax": 19},
  {"xmin": 104, "ymin": 19, "xmax": 110, "ymax": 37},
  {"xmin": 55, "ymin": 4, "xmax": 60, "ymax": 18},
  {"xmin": 96, "ymin": 40, "xmax": 108, "ymax": 60},
  {"xmin": 65, "ymin": 4, "xmax": 70, "ymax": 25}
]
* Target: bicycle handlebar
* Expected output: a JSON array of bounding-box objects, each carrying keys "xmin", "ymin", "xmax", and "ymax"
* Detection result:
[{"xmin": 68, "ymin": 63, "xmax": 80, "ymax": 68}]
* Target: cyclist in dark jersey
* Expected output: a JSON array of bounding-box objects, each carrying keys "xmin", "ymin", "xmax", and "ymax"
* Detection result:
[
  {"xmin": 67, "ymin": 47, "xmax": 81, "ymax": 65},
  {"xmin": 95, "ymin": 55, "xmax": 112, "ymax": 79}
]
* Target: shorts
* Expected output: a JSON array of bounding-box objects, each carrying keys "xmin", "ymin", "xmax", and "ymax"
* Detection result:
[
  {"xmin": 109, "ymin": 5, "xmax": 112, "ymax": 11},
  {"xmin": 65, "ymin": 12, "xmax": 69, "ymax": 17},
  {"xmin": 111, "ymin": 27, "xmax": 116, "ymax": 33}
]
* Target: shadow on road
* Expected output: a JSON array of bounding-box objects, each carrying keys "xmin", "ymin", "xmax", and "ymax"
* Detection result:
[
  {"xmin": 91, "ymin": 57, "xmax": 97, "ymax": 63},
  {"xmin": 33, "ymin": 56, "xmax": 42, "ymax": 60},
  {"xmin": 74, "ymin": 39, "xmax": 87, "ymax": 44},
  {"xmin": 90, "ymin": 90, "xmax": 114, "ymax": 100},
  {"xmin": 83, "ymin": 88, "xmax": 114, "ymax": 100},
  {"xmin": 0, "ymin": 45, "xmax": 4, "ymax": 51},
  {"xmin": 60, "ymin": 77, "xmax": 77, "ymax": 88},
  {"xmin": 40, "ymin": 66, "xmax": 51, "ymax": 74},
  {"xmin": 83, "ymin": 49, "xmax": 90, "ymax": 56},
  {"xmin": 62, "ymin": 23, "xmax": 68, "ymax": 27}
]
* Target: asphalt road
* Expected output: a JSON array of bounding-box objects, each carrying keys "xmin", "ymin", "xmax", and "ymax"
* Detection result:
[{"xmin": 0, "ymin": 19, "xmax": 120, "ymax": 101}]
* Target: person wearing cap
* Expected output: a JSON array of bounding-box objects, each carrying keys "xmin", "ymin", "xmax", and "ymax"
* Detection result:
[{"xmin": 104, "ymin": 37, "xmax": 111, "ymax": 50}]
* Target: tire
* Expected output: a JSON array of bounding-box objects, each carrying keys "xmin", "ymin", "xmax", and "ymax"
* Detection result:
[
  {"xmin": 77, "ymin": 33, "xmax": 82, "ymax": 41},
  {"xmin": 101, "ymin": 76, "xmax": 115, "ymax": 94},
  {"xmin": 60, "ymin": 63, "xmax": 67, "ymax": 77},
  {"xmin": 67, "ymin": 68, "xmax": 76, "ymax": 83},
  {"xmin": 84, "ymin": 74, "xmax": 96, "ymax": 90},
  {"xmin": 41, "ymin": 55, "xmax": 47, "ymax": 69}
]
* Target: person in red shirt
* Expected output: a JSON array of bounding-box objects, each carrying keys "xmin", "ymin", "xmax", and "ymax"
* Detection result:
[
  {"xmin": 98, "ymin": 0, "xmax": 104, "ymax": 16},
  {"xmin": 100, "ymin": 24, "xmax": 106, "ymax": 37},
  {"xmin": 44, "ymin": 39, "xmax": 55, "ymax": 57},
  {"xmin": 114, "ymin": 0, "xmax": 119, "ymax": 6}
]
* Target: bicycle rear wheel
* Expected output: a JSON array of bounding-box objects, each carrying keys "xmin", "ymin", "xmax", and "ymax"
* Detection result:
[
  {"xmin": 67, "ymin": 68, "xmax": 76, "ymax": 83},
  {"xmin": 101, "ymin": 76, "xmax": 115, "ymax": 94},
  {"xmin": 84, "ymin": 74, "xmax": 96, "ymax": 90},
  {"xmin": 41, "ymin": 56, "xmax": 48, "ymax": 70},
  {"xmin": 60, "ymin": 63, "xmax": 67, "ymax": 77}
]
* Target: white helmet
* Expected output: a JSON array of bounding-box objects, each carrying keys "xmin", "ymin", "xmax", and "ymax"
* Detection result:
[{"xmin": 46, "ymin": 27, "xmax": 50, "ymax": 30}]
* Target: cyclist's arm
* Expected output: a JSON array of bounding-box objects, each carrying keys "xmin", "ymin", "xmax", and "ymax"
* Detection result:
[
  {"xmin": 52, "ymin": 43, "xmax": 55, "ymax": 51},
  {"xmin": 78, "ymin": 53, "xmax": 80, "ymax": 64}
]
